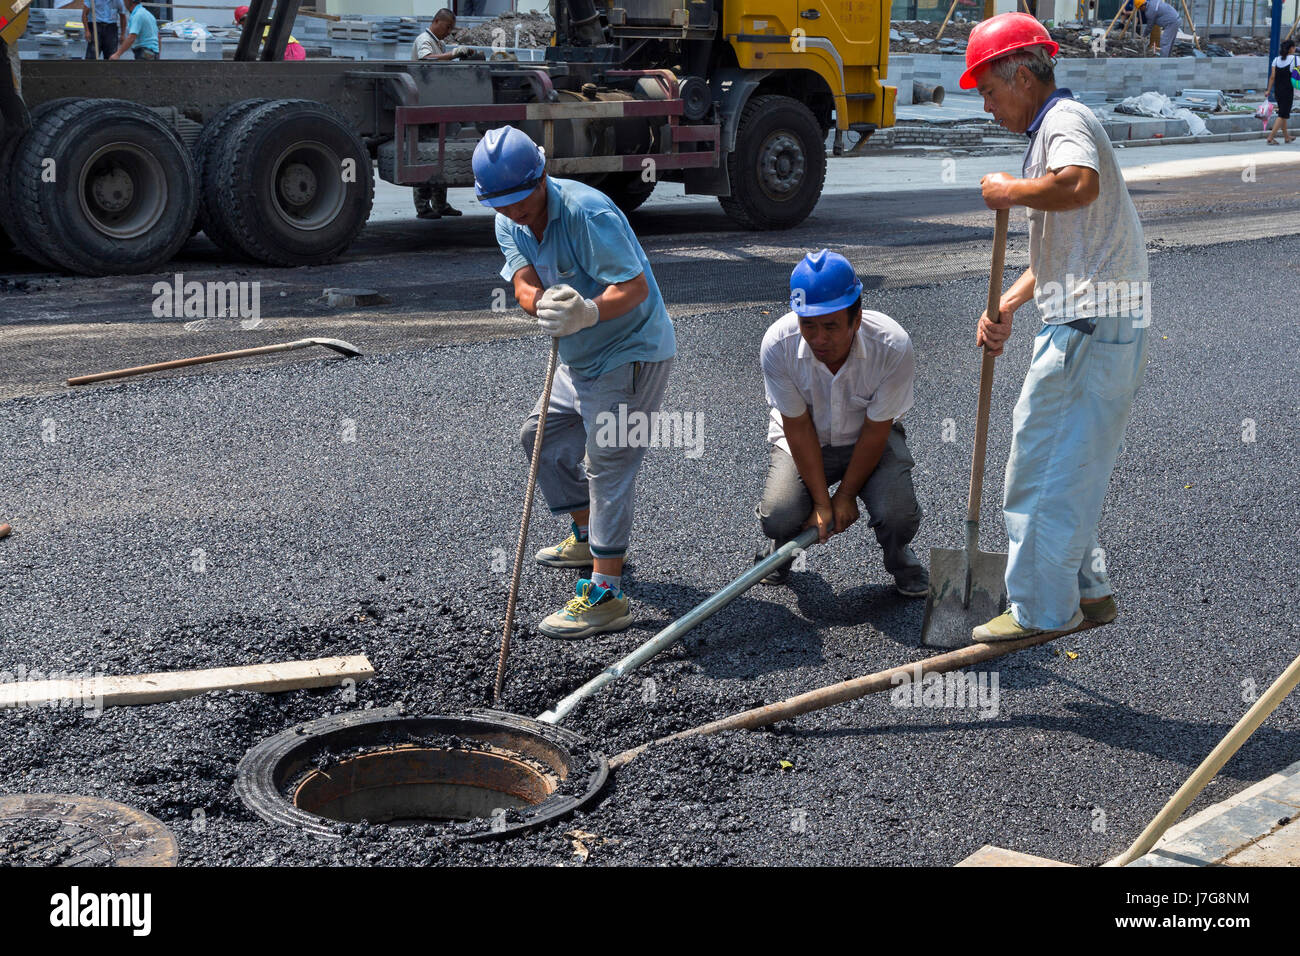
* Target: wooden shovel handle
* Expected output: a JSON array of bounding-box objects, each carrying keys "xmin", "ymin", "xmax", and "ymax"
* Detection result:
[
  {"xmin": 967, "ymin": 207, "xmax": 1011, "ymax": 525},
  {"xmin": 66, "ymin": 341, "xmax": 306, "ymax": 386}
]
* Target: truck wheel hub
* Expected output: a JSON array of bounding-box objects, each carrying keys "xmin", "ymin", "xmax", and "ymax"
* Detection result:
[
  {"xmin": 91, "ymin": 167, "xmax": 134, "ymax": 212},
  {"xmin": 270, "ymin": 143, "xmax": 345, "ymax": 232},
  {"xmin": 278, "ymin": 162, "xmax": 318, "ymax": 206},
  {"xmin": 758, "ymin": 132, "xmax": 805, "ymax": 198},
  {"xmin": 78, "ymin": 143, "xmax": 168, "ymax": 240}
]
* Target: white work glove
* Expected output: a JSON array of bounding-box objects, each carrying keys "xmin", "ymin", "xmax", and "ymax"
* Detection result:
[
  {"xmin": 451, "ymin": 45, "xmax": 473, "ymax": 58},
  {"xmin": 536, "ymin": 284, "xmax": 599, "ymax": 338}
]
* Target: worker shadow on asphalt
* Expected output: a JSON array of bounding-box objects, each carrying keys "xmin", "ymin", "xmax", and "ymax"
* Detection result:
[
  {"xmin": 787, "ymin": 573, "xmax": 926, "ymax": 650},
  {"xmin": 626, "ymin": 579, "xmax": 827, "ymax": 679},
  {"xmin": 793, "ymin": 671, "xmax": 1299, "ymax": 782}
]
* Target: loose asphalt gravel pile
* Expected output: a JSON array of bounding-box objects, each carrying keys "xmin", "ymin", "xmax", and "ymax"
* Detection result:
[
  {"xmin": 453, "ymin": 12, "xmax": 555, "ymax": 49},
  {"xmin": 0, "ymin": 236, "xmax": 1296, "ymax": 867}
]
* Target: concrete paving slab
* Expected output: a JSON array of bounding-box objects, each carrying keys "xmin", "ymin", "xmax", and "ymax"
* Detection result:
[
  {"xmin": 1128, "ymin": 757, "xmax": 1300, "ymax": 866},
  {"xmin": 1224, "ymin": 818, "xmax": 1300, "ymax": 866}
]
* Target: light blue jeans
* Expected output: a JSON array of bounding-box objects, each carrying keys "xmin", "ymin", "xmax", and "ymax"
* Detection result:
[{"xmin": 1003, "ymin": 312, "xmax": 1149, "ymax": 630}]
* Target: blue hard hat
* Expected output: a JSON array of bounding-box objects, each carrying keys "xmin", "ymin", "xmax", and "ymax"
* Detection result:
[
  {"xmin": 789, "ymin": 249, "xmax": 863, "ymax": 317},
  {"xmin": 473, "ymin": 126, "xmax": 547, "ymax": 208}
]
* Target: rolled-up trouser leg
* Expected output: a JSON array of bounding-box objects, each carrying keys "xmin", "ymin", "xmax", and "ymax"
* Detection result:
[
  {"xmin": 572, "ymin": 358, "xmax": 673, "ymax": 560},
  {"xmin": 856, "ymin": 424, "xmax": 925, "ymax": 576},
  {"xmin": 756, "ymin": 446, "xmax": 814, "ymax": 544},
  {"xmin": 1003, "ymin": 314, "xmax": 1148, "ymax": 630},
  {"xmin": 520, "ymin": 362, "xmax": 591, "ymax": 518}
]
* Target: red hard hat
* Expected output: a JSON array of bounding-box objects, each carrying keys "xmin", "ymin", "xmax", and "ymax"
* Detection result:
[
  {"xmin": 234, "ymin": 5, "xmax": 250, "ymax": 23},
  {"xmin": 959, "ymin": 13, "xmax": 1060, "ymax": 90}
]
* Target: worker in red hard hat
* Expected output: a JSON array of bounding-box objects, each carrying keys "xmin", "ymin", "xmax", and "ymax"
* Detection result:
[
  {"xmin": 234, "ymin": 4, "xmax": 306, "ymax": 60},
  {"xmin": 960, "ymin": 13, "xmax": 1151, "ymax": 645}
]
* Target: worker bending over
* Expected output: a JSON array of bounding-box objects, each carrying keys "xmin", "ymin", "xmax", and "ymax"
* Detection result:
[
  {"xmin": 964, "ymin": 13, "xmax": 1149, "ymax": 642},
  {"xmin": 1126, "ymin": 0, "xmax": 1183, "ymax": 58},
  {"xmin": 475, "ymin": 125, "xmax": 676, "ymax": 639},
  {"xmin": 754, "ymin": 250, "xmax": 929, "ymax": 598}
]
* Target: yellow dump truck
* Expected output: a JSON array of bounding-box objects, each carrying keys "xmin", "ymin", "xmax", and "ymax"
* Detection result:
[{"xmin": 0, "ymin": 0, "xmax": 895, "ymax": 275}]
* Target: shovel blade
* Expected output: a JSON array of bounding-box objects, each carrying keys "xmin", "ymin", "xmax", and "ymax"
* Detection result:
[{"xmin": 920, "ymin": 546, "xmax": 1009, "ymax": 649}]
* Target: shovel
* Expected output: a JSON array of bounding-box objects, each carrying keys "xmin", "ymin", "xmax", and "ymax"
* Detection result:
[{"xmin": 920, "ymin": 207, "xmax": 1011, "ymax": 649}]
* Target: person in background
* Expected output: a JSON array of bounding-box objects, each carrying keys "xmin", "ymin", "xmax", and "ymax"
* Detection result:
[
  {"xmin": 411, "ymin": 9, "xmax": 470, "ymax": 62},
  {"xmin": 1125, "ymin": 0, "xmax": 1183, "ymax": 58},
  {"xmin": 408, "ymin": 9, "xmax": 469, "ymax": 219},
  {"xmin": 1264, "ymin": 39, "xmax": 1297, "ymax": 145},
  {"xmin": 82, "ymin": 0, "xmax": 126, "ymax": 61},
  {"xmin": 110, "ymin": 0, "xmax": 159, "ymax": 60},
  {"xmin": 233, "ymin": 5, "xmax": 306, "ymax": 60}
]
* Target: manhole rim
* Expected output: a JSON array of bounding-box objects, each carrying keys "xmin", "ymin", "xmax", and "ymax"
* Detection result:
[{"xmin": 235, "ymin": 707, "xmax": 608, "ymax": 841}]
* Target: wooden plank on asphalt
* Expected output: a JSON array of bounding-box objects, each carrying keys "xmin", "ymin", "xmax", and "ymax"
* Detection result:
[
  {"xmin": 0, "ymin": 655, "xmax": 374, "ymax": 710},
  {"xmin": 956, "ymin": 845, "xmax": 1076, "ymax": 867}
]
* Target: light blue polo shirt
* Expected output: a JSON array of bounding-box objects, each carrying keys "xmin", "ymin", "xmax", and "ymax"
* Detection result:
[
  {"xmin": 128, "ymin": 5, "xmax": 159, "ymax": 53},
  {"xmin": 88, "ymin": 0, "xmax": 126, "ymax": 24},
  {"xmin": 496, "ymin": 177, "xmax": 675, "ymax": 378}
]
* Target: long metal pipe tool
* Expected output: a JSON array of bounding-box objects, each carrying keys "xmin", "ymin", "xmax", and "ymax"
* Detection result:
[{"xmin": 536, "ymin": 528, "xmax": 819, "ymax": 725}]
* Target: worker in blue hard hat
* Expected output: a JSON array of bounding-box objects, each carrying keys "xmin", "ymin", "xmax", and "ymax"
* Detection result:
[
  {"xmin": 754, "ymin": 249, "xmax": 928, "ymax": 597},
  {"xmin": 473, "ymin": 125, "xmax": 676, "ymax": 639}
]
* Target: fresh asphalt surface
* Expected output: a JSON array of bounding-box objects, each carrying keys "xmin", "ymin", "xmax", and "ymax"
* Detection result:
[{"xmin": 1, "ymin": 175, "xmax": 1298, "ymax": 865}]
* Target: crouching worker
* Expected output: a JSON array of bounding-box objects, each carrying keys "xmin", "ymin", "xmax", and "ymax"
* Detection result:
[
  {"xmin": 754, "ymin": 250, "xmax": 929, "ymax": 597},
  {"xmin": 474, "ymin": 125, "xmax": 676, "ymax": 638}
]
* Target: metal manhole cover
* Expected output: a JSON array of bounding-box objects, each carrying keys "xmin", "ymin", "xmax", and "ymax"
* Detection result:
[{"xmin": 0, "ymin": 794, "xmax": 178, "ymax": 867}]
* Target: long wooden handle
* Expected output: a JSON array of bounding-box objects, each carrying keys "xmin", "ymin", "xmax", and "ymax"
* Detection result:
[
  {"xmin": 494, "ymin": 338, "xmax": 561, "ymax": 705},
  {"xmin": 67, "ymin": 341, "xmax": 308, "ymax": 386},
  {"xmin": 966, "ymin": 207, "xmax": 1010, "ymax": 527},
  {"xmin": 1109, "ymin": 649, "xmax": 1300, "ymax": 866},
  {"xmin": 610, "ymin": 623, "xmax": 1096, "ymax": 769}
]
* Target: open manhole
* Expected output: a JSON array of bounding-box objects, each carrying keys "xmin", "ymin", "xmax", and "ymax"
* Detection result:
[
  {"xmin": 0, "ymin": 794, "xmax": 178, "ymax": 867},
  {"xmin": 236, "ymin": 708, "xmax": 608, "ymax": 840}
]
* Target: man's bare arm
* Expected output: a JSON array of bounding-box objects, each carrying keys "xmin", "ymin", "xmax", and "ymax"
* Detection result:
[{"xmin": 982, "ymin": 165, "xmax": 1100, "ymax": 212}]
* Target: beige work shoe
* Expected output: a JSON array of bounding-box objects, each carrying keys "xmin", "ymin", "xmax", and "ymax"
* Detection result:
[
  {"xmin": 538, "ymin": 580, "xmax": 633, "ymax": 640},
  {"xmin": 1080, "ymin": 595, "xmax": 1118, "ymax": 625},
  {"xmin": 535, "ymin": 528, "xmax": 593, "ymax": 568},
  {"xmin": 972, "ymin": 608, "xmax": 1085, "ymax": 644}
]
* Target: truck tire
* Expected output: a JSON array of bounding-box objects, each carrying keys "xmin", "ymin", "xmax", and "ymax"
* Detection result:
[
  {"xmin": 719, "ymin": 94, "xmax": 826, "ymax": 230},
  {"xmin": 0, "ymin": 97, "xmax": 79, "ymax": 267},
  {"xmin": 8, "ymin": 98, "xmax": 197, "ymax": 275},
  {"xmin": 192, "ymin": 98, "xmax": 268, "ymax": 251},
  {"xmin": 208, "ymin": 99, "xmax": 374, "ymax": 267},
  {"xmin": 595, "ymin": 171, "xmax": 656, "ymax": 215}
]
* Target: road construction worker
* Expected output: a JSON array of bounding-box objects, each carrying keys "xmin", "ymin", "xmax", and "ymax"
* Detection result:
[
  {"xmin": 1125, "ymin": 0, "xmax": 1182, "ymax": 58},
  {"xmin": 474, "ymin": 125, "xmax": 675, "ymax": 639},
  {"xmin": 754, "ymin": 250, "xmax": 928, "ymax": 597},
  {"xmin": 408, "ymin": 9, "xmax": 469, "ymax": 220},
  {"xmin": 81, "ymin": 0, "xmax": 126, "ymax": 61},
  {"xmin": 109, "ymin": 0, "xmax": 159, "ymax": 60},
  {"xmin": 233, "ymin": 5, "xmax": 306, "ymax": 60},
  {"xmin": 962, "ymin": 13, "xmax": 1149, "ymax": 642}
]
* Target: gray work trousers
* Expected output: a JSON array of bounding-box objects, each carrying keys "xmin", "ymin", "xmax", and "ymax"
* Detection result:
[
  {"xmin": 521, "ymin": 357, "xmax": 673, "ymax": 560},
  {"xmin": 756, "ymin": 422, "xmax": 924, "ymax": 576}
]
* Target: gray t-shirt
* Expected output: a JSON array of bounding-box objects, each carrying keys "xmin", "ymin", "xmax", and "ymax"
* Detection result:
[
  {"xmin": 411, "ymin": 28, "xmax": 446, "ymax": 60},
  {"xmin": 1023, "ymin": 98, "xmax": 1148, "ymax": 323}
]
